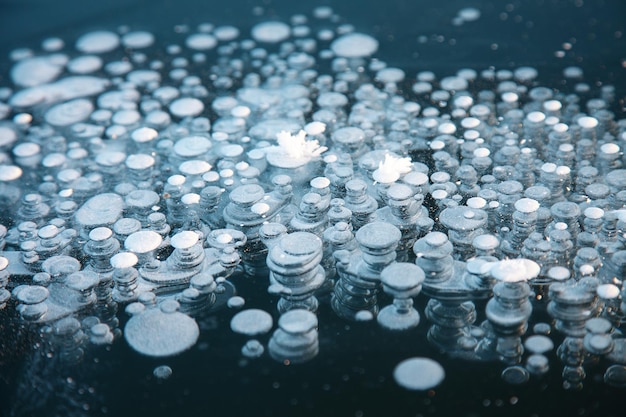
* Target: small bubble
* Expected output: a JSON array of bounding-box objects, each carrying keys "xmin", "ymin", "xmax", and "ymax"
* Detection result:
[
  {"xmin": 153, "ymin": 365, "xmax": 172, "ymax": 380},
  {"xmin": 501, "ymin": 366, "xmax": 530, "ymax": 385},
  {"xmin": 227, "ymin": 296, "xmax": 245, "ymax": 308},
  {"xmin": 355, "ymin": 310, "xmax": 374, "ymax": 321}
]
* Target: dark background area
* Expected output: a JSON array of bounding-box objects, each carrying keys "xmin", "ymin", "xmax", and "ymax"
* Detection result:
[{"xmin": 0, "ymin": 1, "xmax": 625, "ymax": 416}]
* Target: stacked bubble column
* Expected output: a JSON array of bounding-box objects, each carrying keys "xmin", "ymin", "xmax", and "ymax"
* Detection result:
[
  {"xmin": 377, "ymin": 262, "xmax": 425, "ymax": 331},
  {"xmin": 480, "ymin": 260, "xmax": 537, "ymax": 364},
  {"xmin": 269, "ymin": 309, "xmax": 319, "ymax": 364},
  {"xmin": 375, "ymin": 183, "xmax": 428, "ymax": 262},
  {"xmin": 332, "ymin": 222, "xmax": 401, "ymax": 320},
  {"xmin": 414, "ymin": 232, "xmax": 477, "ymax": 356},
  {"xmin": 439, "ymin": 206, "xmax": 487, "ymax": 261},
  {"xmin": 267, "ymin": 231, "xmax": 325, "ymax": 313},
  {"xmin": 223, "ymin": 183, "xmax": 269, "ymax": 275}
]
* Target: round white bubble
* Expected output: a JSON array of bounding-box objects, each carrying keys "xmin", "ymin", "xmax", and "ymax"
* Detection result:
[
  {"xmin": 214, "ymin": 25, "xmax": 240, "ymax": 41},
  {"xmin": 251, "ymin": 21, "xmax": 291, "ymax": 43},
  {"xmin": 11, "ymin": 56, "xmax": 64, "ymax": 87},
  {"xmin": 67, "ymin": 55, "xmax": 103, "ymax": 74},
  {"xmin": 186, "ymin": 33, "xmax": 218, "ymax": 50},
  {"xmin": 501, "ymin": 366, "xmax": 530, "ymax": 385},
  {"xmin": 458, "ymin": 7, "xmax": 481, "ymax": 22},
  {"xmin": 169, "ymin": 97, "xmax": 204, "ymax": 118},
  {"xmin": 230, "ymin": 309, "xmax": 273, "ymax": 336},
  {"xmin": 153, "ymin": 365, "xmax": 173, "ymax": 379},
  {"xmin": 44, "ymin": 99, "xmax": 94, "ymax": 127},
  {"xmin": 524, "ymin": 335, "xmax": 554, "ymax": 354},
  {"xmin": 331, "ymin": 33, "xmax": 378, "ymax": 58},
  {"xmin": 394, "ymin": 357, "xmax": 445, "ymax": 390},
  {"xmin": 122, "ymin": 31, "xmax": 155, "ymax": 49},
  {"xmin": 227, "ymin": 296, "xmax": 246, "ymax": 309},
  {"xmin": 76, "ymin": 30, "xmax": 120, "ymax": 53}
]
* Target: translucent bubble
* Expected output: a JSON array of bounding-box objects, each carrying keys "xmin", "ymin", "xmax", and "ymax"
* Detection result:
[
  {"xmin": 242, "ymin": 340, "xmax": 265, "ymax": 358},
  {"xmin": 153, "ymin": 365, "xmax": 173, "ymax": 380},
  {"xmin": 607, "ymin": 339, "xmax": 626, "ymax": 365},
  {"xmin": 585, "ymin": 318, "xmax": 612, "ymax": 334},
  {"xmin": 173, "ymin": 136, "xmax": 211, "ymax": 158},
  {"xmin": 601, "ymin": 143, "xmax": 620, "ymax": 155},
  {"xmin": 67, "ymin": 55, "xmax": 103, "ymax": 74},
  {"xmin": 44, "ymin": 99, "xmax": 94, "ymax": 127},
  {"xmin": 75, "ymin": 30, "xmax": 120, "ymax": 54},
  {"xmin": 577, "ymin": 116, "xmax": 598, "ymax": 129},
  {"xmin": 501, "ymin": 366, "xmax": 530, "ymax": 385},
  {"xmin": 42, "ymin": 37, "xmax": 64, "ymax": 51},
  {"xmin": 230, "ymin": 309, "xmax": 273, "ymax": 336},
  {"xmin": 440, "ymin": 76, "xmax": 468, "ymax": 91},
  {"xmin": 532, "ymin": 322, "xmax": 552, "ymax": 335},
  {"xmin": 526, "ymin": 354, "xmax": 549, "ymax": 375},
  {"xmin": 214, "ymin": 25, "xmax": 240, "ymax": 41},
  {"xmin": 170, "ymin": 231, "xmax": 199, "ymax": 249},
  {"xmin": 515, "ymin": 198, "xmax": 540, "ymax": 213},
  {"xmin": 122, "ymin": 31, "xmax": 155, "ymax": 49},
  {"xmin": 458, "ymin": 7, "xmax": 481, "ymax": 22},
  {"xmin": 125, "ymin": 303, "xmax": 199, "ymax": 357},
  {"xmin": 313, "ymin": 6, "xmax": 334, "ymax": 19},
  {"xmin": 586, "ymin": 334, "xmax": 613, "ymax": 354},
  {"xmin": 604, "ymin": 365, "xmax": 626, "ymax": 388},
  {"xmin": 0, "ymin": 164, "xmax": 23, "ymax": 181},
  {"xmin": 125, "ymin": 231, "xmax": 162, "ymax": 253},
  {"xmin": 597, "ymin": 284, "xmax": 620, "ymax": 299},
  {"xmin": 563, "ymin": 66, "xmax": 584, "ymax": 79},
  {"xmin": 251, "ymin": 202, "xmax": 271, "ymax": 215},
  {"xmin": 186, "ymin": 33, "xmax": 217, "ymax": 50},
  {"xmin": 331, "ymin": 33, "xmax": 378, "ymax": 58},
  {"xmin": 251, "ymin": 21, "xmax": 291, "ymax": 43},
  {"xmin": 524, "ymin": 335, "xmax": 554, "ymax": 354},
  {"xmin": 490, "ymin": 259, "xmax": 540, "ymax": 282},
  {"xmin": 169, "ymin": 97, "xmax": 204, "ymax": 118},
  {"xmin": 376, "ymin": 67, "xmax": 405, "ymax": 84},
  {"xmin": 227, "ymin": 296, "xmax": 245, "ymax": 309},
  {"xmin": 355, "ymin": 310, "xmax": 374, "ymax": 321},
  {"xmin": 514, "ymin": 66, "xmax": 538, "ymax": 82}
]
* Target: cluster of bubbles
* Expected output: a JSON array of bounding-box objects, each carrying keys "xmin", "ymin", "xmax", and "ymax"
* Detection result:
[{"xmin": 1, "ymin": 4, "xmax": 626, "ymax": 399}]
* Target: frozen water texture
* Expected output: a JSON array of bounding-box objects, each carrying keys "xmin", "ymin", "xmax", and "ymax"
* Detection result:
[{"xmin": 0, "ymin": 5, "xmax": 625, "ymax": 410}]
